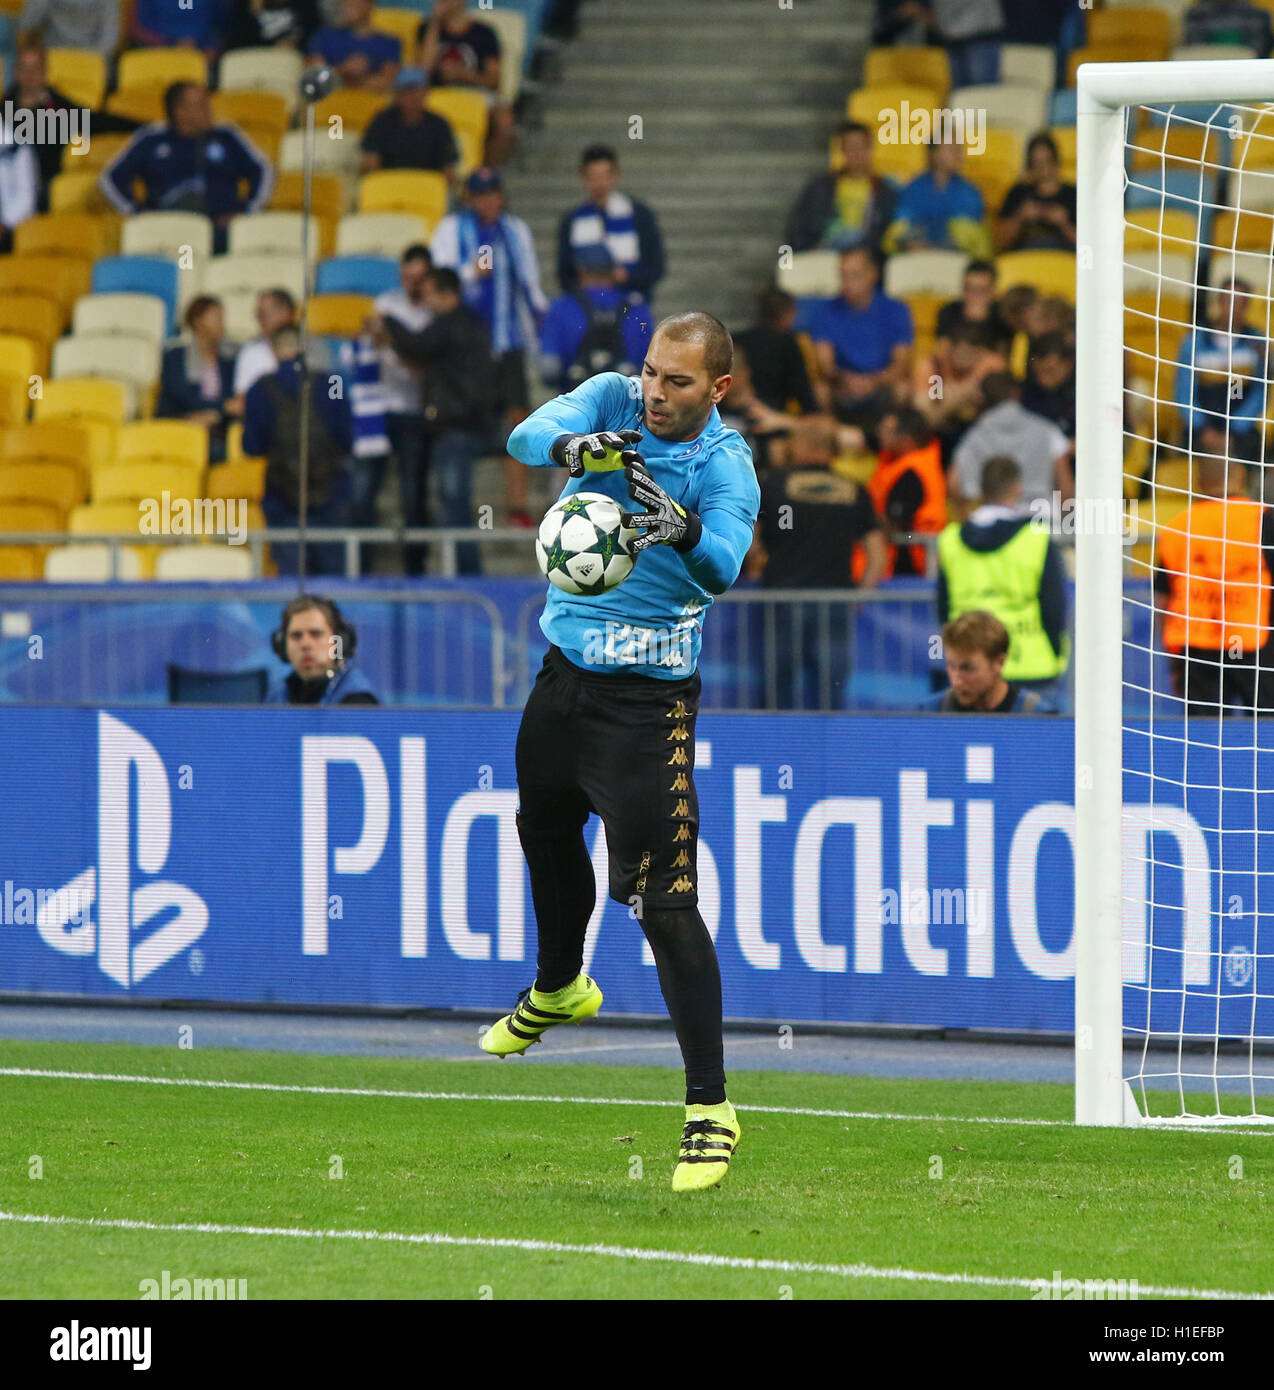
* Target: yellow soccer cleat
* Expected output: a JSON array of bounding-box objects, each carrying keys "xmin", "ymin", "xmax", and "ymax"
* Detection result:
[
  {"xmin": 478, "ymin": 974, "xmax": 603, "ymax": 1057},
  {"xmin": 672, "ymin": 1100, "xmax": 741, "ymax": 1191}
]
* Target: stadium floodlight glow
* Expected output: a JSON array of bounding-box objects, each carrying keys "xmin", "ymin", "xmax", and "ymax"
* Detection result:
[{"xmin": 1076, "ymin": 60, "xmax": 1274, "ymax": 1127}]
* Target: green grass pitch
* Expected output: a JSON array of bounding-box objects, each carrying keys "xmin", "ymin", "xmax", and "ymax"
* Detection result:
[{"xmin": 0, "ymin": 1038, "xmax": 1270, "ymax": 1300}]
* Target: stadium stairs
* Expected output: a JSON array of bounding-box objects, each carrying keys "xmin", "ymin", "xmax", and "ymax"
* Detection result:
[{"xmin": 504, "ymin": 0, "xmax": 871, "ymax": 334}]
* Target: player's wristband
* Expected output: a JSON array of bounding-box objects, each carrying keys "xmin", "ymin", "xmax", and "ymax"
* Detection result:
[
  {"xmin": 549, "ymin": 434, "xmax": 572, "ymax": 467},
  {"xmin": 671, "ymin": 508, "xmax": 703, "ymax": 554}
]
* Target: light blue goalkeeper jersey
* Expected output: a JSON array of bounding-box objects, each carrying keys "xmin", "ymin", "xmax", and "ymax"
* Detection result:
[{"xmin": 507, "ymin": 371, "xmax": 761, "ymax": 679}]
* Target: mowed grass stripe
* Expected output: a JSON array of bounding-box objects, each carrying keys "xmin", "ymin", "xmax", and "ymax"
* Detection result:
[{"xmin": 2, "ymin": 1210, "xmax": 1266, "ymax": 1300}]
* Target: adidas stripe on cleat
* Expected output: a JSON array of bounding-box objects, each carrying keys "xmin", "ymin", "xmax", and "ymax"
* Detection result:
[
  {"xmin": 478, "ymin": 973, "xmax": 603, "ymax": 1057},
  {"xmin": 672, "ymin": 1100, "xmax": 741, "ymax": 1191}
]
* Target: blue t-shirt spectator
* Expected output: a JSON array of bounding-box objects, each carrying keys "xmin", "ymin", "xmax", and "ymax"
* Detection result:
[
  {"xmin": 132, "ymin": 0, "xmax": 229, "ymax": 49},
  {"xmin": 811, "ymin": 289, "xmax": 913, "ymax": 373},
  {"xmin": 539, "ymin": 286, "xmax": 653, "ymax": 394},
  {"xmin": 309, "ymin": 25, "xmax": 400, "ymax": 80},
  {"xmin": 885, "ymin": 170, "xmax": 986, "ymax": 254}
]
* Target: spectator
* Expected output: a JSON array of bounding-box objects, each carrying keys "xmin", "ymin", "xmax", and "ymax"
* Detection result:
[
  {"xmin": 557, "ymin": 143, "xmax": 666, "ymax": 302},
  {"xmin": 869, "ymin": 406, "xmax": 948, "ymax": 577},
  {"xmin": 224, "ymin": 0, "xmax": 321, "ymax": 50},
  {"xmin": 359, "ymin": 67, "xmax": 459, "ymax": 177},
  {"xmin": 233, "ymin": 288, "xmax": 298, "ymax": 404},
  {"xmin": 1174, "ymin": 277, "xmax": 1267, "ymax": 467},
  {"xmin": 308, "ymin": 0, "xmax": 400, "ymax": 92},
  {"xmin": 929, "ymin": 0, "xmax": 1005, "ymax": 87},
  {"xmin": 131, "ymin": 0, "xmax": 229, "ymax": 53},
  {"xmin": 99, "ymin": 82, "xmax": 272, "ymax": 252},
  {"xmin": 538, "ymin": 244, "xmax": 652, "ymax": 395},
  {"xmin": 745, "ymin": 419, "xmax": 887, "ymax": 710},
  {"xmin": 1020, "ymin": 330, "xmax": 1076, "ymax": 441},
  {"xmin": 1007, "ymin": 289, "xmax": 1071, "ymax": 379},
  {"xmin": 430, "ymin": 166, "xmax": 548, "ymax": 528},
  {"xmin": 1155, "ymin": 455, "xmax": 1274, "ymax": 714},
  {"xmin": 922, "ymin": 609, "xmax": 1057, "ymax": 712},
  {"xmin": 734, "ymin": 287, "xmax": 821, "ymax": 416},
  {"xmin": 883, "ymin": 139, "xmax": 989, "ymax": 257},
  {"xmin": 266, "ymin": 594, "xmax": 380, "ymax": 705},
  {"xmin": 918, "ymin": 322, "xmax": 1006, "ymax": 460},
  {"xmin": 376, "ymin": 266, "xmax": 500, "ymax": 576},
  {"xmin": 157, "ymin": 294, "xmax": 236, "ymax": 463},
  {"xmin": 0, "ymin": 112, "xmax": 40, "ymax": 253},
  {"xmin": 995, "ymin": 133, "xmax": 1077, "ymax": 252},
  {"xmin": 18, "ymin": 0, "xmax": 119, "ymax": 60},
  {"xmin": 950, "ymin": 372, "xmax": 1073, "ymax": 505},
  {"xmin": 242, "ymin": 324, "xmax": 355, "ymax": 575},
  {"xmin": 1183, "ymin": 0, "xmax": 1273, "ymax": 55},
  {"xmin": 996, "ymin": 283, "xmax": 1038, "ymax": 361},
  {"xmin": 934, "ymin": 260, "xmax": 1011, "ymax": 366},
  {"xmin": 374, "ymin": 243, "xmax": 434, "ymax": 574},
  {"xmin": 337, "ymin": 326, "xmax": 392, "ymax": 528},
  {"xmin": 784, "ymin": 120, "xmax": 897, "ymax": 254},
  {"xmin": 810, "ymin": 245, "xmax": 914, "ymax": 429},
  {"xmin": 416, "ymin": 0, "xmax": 515, "ymax": 165},
  {"xmin": 936, "ymin": 456, "xmax": 1067, "ymax": 694}
]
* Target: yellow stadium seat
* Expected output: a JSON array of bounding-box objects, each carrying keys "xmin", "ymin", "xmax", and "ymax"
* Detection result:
[
  {"xmin": 218, "ymin": 47, "xmax": 303, "ymax": 108},
  {"xmin": 335, "ymin": 211, "xmax": 431, "ymax": 259},
  {"xmin": 314, "ymin": 88, "xmax": 390, "ymax": 133},
  {"xmin": 424, "ymin": 88, "xmax": 488, "ymax": 174},
  {"xmin": 0, "ymin": 371, "xmax": 28, "ymax": 426},
  {"xmin": 0, "ymin": 294, "xmax": 61, "ymax": 373},
  {"xmin": 48, "ymin": 169, "xmax": 110, "ymax": 213},
  {"xmin": 1125, "ymin": 207, "xmax": 1206, "ymax": 255},
  {"xmin": 965, "ymin": 126, "xmax": 1025, "ymax": 210},
  {"xmin": 75, "ymin": 133, "xmax": 131, "ymax": 175},
  {"xmin": 2, "ymin": 500, "xmax": 63, "ymax": 533},
  {"xmin": 116, "ymin": 420, "xmax": 209, "ymax": 471},
  {"xmin": 847, "ymin": 83, "xmax": 942, "ymax": 128},
  {"xmin": 67, "ymin": 501, "xmax": 148, "ymax": 537},
  {"xmin": 0, "ymin": 333, "xmax": 39, "ymax": 382},
  {"xmin": 35, "ymin": 377, "xmax": 134, "ymax": 426},
  {"xmin": 358, "ymin": 169, "xmax": 448, "ymax": 227},
  {"xmin": 207, "ymin": 457, "xmax": 266, "ymax": 502},
  {"xmin": 1211, "ymin": 207, "xmax": 1274, "ymax": 252},
  {"xmin": 863, "ymin": 45, "xmax": 950, "ymax": 101},
  {"xmin": 46, "ymin": 47, "xmax": 106, "ymax": 109},
  {"xmin": 14, "ymin": 213, "xmax": 114, "ymax": 260},
  {"xmin": 306, "ymin": 293, "xmax": 374, "ymax": 338},
  {"xmin": 1049, "ymin": 125, "xmax": 1077, "ymax": 182},
  {"xmin": 995, "ymin": 250, "xmax": 1077, "ymax": 302},
  {"xmin": 210, "ymin": 90, "xmax": 289, "ymax": 135},
  {"xmin": 224, "ymin": 421, "xmax": 245, "ymax": 463},
  {"xmin": 0, "ymin": 460, "xmax": 87, "ymax": 516},
  {"xmin": 905, "ymin": 291, "xmax": 947, "ymax": 346},
  {"xmin": 0, "ymin": 546, "xmax": 41, "ymax": 579},
  {"xmin": 117, "ymin": 47, "xmax": 208, "ymax": 93},
  {"xmin": 372, "ymin": 6, "xmax": 423, "ymax": 53},
  {"xmin": 1130, "ymin": 121, "xmax": 1230, "ymax": 174},
  {"xmin": 269, "ymin": 170, "xmax": 350, "ymax": 222},
  {"xmin": 852, "ymin": 135, "xmax": 925, "ymax": 183},
  {"xmin": 104, "ymin": 89, "xmax": 167, "ymax": 125},
  {"xmin": 1067, "ymin": 41, "xmax": 1153, "ymax": 86},
  {"xmin": 43, "ymin": 543, "xmax": 145, "ymax": 581},
  {"xmin": 93, "ymin": 460, "xmax": 203, "ymax": 505},
  {"xmin": 1088, "ymin": 5, "xmax": 1176, "ymax": 50},
  {"xmin": 0, "ymin": 420, "xmax": 94, "ymax": 491},
  {"xmin": 0, "ymin": 253, "xmax": 91, "ymax": 324}
]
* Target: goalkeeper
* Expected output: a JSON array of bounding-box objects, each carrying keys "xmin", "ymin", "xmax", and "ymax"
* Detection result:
[{"xmin": 481, "ymin": 312, "xmax": 760, "ymax": 1192}]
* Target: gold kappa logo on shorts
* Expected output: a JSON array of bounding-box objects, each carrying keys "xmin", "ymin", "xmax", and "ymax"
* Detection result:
[
  {"xmin": 672, "ymin": 798, "xmax": 690, "ymax": 818},
  {"xmin": 673, "ymin": 823, "xmax": 691, "ymax": 842},
  {"xmin": 636, "ymin": 849, "xmax": 651, "ymax": 893},
  {"xmin": 667, "ymin": 747, "xmax": 688, "ymax": 767},
  {"xmin": 668, "ymin": 875, "xmax": 694, "ymax": 894},
  {"xmin": 666, "ymin": 724, "xmax": 688, "ymax": 742},
  {"xmin": 666, "ymin": 699, "xmax": 690, "ymax": 720},
  {"xmin": 668, "ymin": 771, "xmax": 689, "ymax": 792},
  {"xmin": 671, "ymin": 848, "xmax": 690, "ymax": 868}
]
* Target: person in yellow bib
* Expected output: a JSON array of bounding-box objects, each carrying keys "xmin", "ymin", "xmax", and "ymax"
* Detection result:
[
  {"xmin": 1155, "ymin": 456, "xmax": 1274, "ymax": 716},
  {"xmin": 935, "ymin": 455, "xmax": 1068, "ymax": 700}
]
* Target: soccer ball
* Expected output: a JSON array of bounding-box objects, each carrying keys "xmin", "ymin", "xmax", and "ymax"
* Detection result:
[{"xmin": 536, "ymin": 491, "xmax": 638, "ymax": 596}]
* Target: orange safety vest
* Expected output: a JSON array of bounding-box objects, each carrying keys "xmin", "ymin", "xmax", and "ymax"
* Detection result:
[
  {"xmin": 858, "ymin": 438, "xmax": 948, "ymax": 578},
  {"xmin": 1157, "ymin": 496, "xmax": 1272, "ymax": 653}
]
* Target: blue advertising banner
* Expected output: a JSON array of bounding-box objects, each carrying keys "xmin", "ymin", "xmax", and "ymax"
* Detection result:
[{"xmin": 0, "ymin": 708, "xmax": 1267, "ymax": 1036}]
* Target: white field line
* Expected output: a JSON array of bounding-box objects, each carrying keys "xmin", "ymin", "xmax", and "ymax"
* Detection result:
[
  {"xmin": 0, "ymin": 1209, "xmax": 1267, "ymax": 1300},
  {"xmin": 4, "ymin": 1065, "xmax": 1274, "ymax": 1134}
]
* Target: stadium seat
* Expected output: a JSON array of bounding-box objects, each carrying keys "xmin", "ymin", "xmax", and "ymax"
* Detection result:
[
  {"xmin": 104, "ymin": 89, "xmax": 165, "ymax": 124},
  {"xmin": 216, "ymin": 289, "xmax": 264, "ymax": 344},
  {"xmin": 1130, "ymin": 122, "xmax": 1231, "ymax": 175},
  {"xmin": 857, "ymin": 135, "xmax": 925, "ymax": 184},
  {"xmin": 863, "ymin": 45, "xmax": 950, "ymax": 101},
  {"xmin": 315, "ymin": 255, "xmax": 399, "ymax": 297},
  {"xmin": 46, "ymin": 46, "xmax": 106, "ymax": 109},
  {"xmin": 48, "ymin": 169, "xmax": 110, "ymax": 213},
  {"xmin": 949, "ymin": 83, "xmax": 1048, "ymax": 136},
  {"xmin": 0, "ymin": 294, "xmax": 60, "ymax": 374},
  {"xmin": 0, "ymin": 545, "xmax": 42, "ymax": 579},
  {"xmin": 314, "ymin": 88, "xmax": 389, "ymax": 133},
  {"xmin": 66, "ymin": 503, "xmax": 158, "ymax": 578},
  {"xmin": 76, "ymin": 133, "xmax": 130, "ymax": 174},
  {"xmin": 1089, "ymin": 6, "xmax": 1176, "ymax": 52},
  {"xmin": 15, "ymin": 211, "xmax": 115, "ymax": 260},
  {"xmin": 1205, "ymin": 206, "xmax": 1274, "ymax": 255},
  {"xmin": 52, "ymin": 335, "xmax": 161, "ymax": 402},
  {"xmin": 884, "ymin": 249, "xmax": 968, "ymax": 299},
  {"xmin": 44, "ymin": 542, "xmax": 143, "ymax": 581},
  {"xmin": 93, "ymin": 460, "xmax": 203, "ymax": 505},
  {"xmin": 999, "ymin": 44, "xmax": 1054, "ymax": 91},
  {"xmin": 91, "ymin": 256, "xmax": 180, "ymax": 335},
  {"xmin": 0, "ymin": 332, "xmax": 36, "ymax": 381},
  {"xmin": 775, "ymin": 250, "xmax": 838, "ymax": 298},
  {"xmin": 279, "ymin": 129, "xmax": 361, "ymax": 178},
  {"xmin": 0, "ymin": 459, "xmax": 85, "ymax": 517},
  {"xmin": 117, "ymin": 46, "xmax": 207, "ymax": 93},
  {"xmin": 336, "ymin": 211, "xmax": 431, "ymax": 259},
  {"xmin": 155, "ymin": 545, "xmax": 255, "ymax": 581},
  {"xmin": 227, "ymin": 211, "xmax": 322, "ymax": 262},
  {"xmin": 1, "ymin": 499, "xmax": 62, "ymax": 534},
  {"xmin": 357, "ymin": 170, "xmax": 448, "ymax": 229},
  {"xmin": 995, "ymin": 250, "xmax": 1076, "ymax": 302},
  {"xmin": 847, "ymin": 83, "xmax": 941, "ymax": 128},
  {"xmin": 209, "ymin": 90, "xmax": 288, "ymax": 138},
  {"xmin": 1124, "ymin": 251, "xmax": 1196, "ymax": 309},
  {"xmin": 964, "ymin": 126, "xmax": 1024, "ymax": 212},
  {"xmin": 1171, "ymin": 43, "xmax": 1258, "ymax": 63},
  {"xmin": 116, "ymin": 420, "xmax": 209, "ymax": 471},
  {"xmin": 217, "ymin": 46, "xmax": 303, "ymax": 108},
  {"xmin": 0, "ymin": 370, "xmax": 27, "ymax": 426},
  {"xmin": 425, "ymin": 88, "xmax": 488, "ymax": 175},
  {"xmin": 306, "ymin": 293, "xmax": 374, "ymax": 337},
  {"xmin": 1067, "ymin": 42, "xmax": 1149, "ymax": 86},
  {"xmin": 120, "ymin": 211, "xmax": 215, "ymax": 265},
  {"xmin": 269, "ymin": 171, "xmax": 350, "ymax": 224},
  {"xmin": 371, "ymin": 6, "xmax": 422, "ymax": 53},
  {"xmin": 483, "ymin": 7, "xmax": 527, "ymax": 104},
  {"xmin": 0, "ymin": 419, "xmax": 96, "ymax": 487},
  {"xmin": 1048, "ymin": 89, "xmax": 1078, "ymax": 127},
  {"xmin": 1126, "ymin": 207, "xmax": 1205, "ymax": 256},
  {"xmin": 207, "ymin": 457, "xmax": 266, "ymax": 502},
  {"xmin": 34, "ymin": 377, "xmax": 134, "ymax": 426},
  {"xmin": 0, "ymin": 253, "xmax": 91, "ymax": 321},
  {"xmin": 72, "ymin": 293, "xmax": 169, "ymax": 351},
  {"xmin": 200, "ymin": 253, "xmax": 306, "ymax": 307},
  {"xmin": 1048, "ymin": 125, "xmax": 1077, "ymax": 183}
]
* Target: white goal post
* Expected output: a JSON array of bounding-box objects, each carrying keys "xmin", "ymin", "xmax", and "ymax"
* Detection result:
[{"xmin": 1076, "ymin": 60, "xmax": 1274, "ymax": 1127}]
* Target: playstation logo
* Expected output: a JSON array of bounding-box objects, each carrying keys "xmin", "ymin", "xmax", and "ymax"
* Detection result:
[{"xmin": 37, "ymin": 713, "xmax": 208, "ymax": 987}]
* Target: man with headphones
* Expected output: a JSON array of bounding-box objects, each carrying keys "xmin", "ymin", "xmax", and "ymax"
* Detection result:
[{"xmin": 266, "ymin": 595, "xmax": 381, "ymax": 705}]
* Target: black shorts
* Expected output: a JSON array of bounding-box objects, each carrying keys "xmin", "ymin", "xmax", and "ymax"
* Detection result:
[
  {"xmin": 515, "ymin": 644, "xmax": 702, "ymax": 908},
  {"xmin": 495, "ymin": 348, "xmax": 529, "ymax": 413}
]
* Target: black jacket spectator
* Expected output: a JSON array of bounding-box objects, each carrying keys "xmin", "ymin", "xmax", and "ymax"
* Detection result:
[
  {"xmin": 224, "ymin": 0, "xmax": 321, "ymax": 49},
  {"xmin": 158, "ymin": 342, "xmax": 235, "ymax": 417},
  {"xmin": 383, "ymin": 298, "xmax": 498, "ymax": 432},
  {"xmin": 785, "ymin": 122, "xmax": 897, "ymax": 254},
  {"xmin": 360, "ymin": 92, "xmax": 459, "ymax": 173},
  {"xmin": 735, "ymin": 289, "xmax": 818, "ymax": 415}
]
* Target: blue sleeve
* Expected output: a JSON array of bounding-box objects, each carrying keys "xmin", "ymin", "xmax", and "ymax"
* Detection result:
[
  {"xmin": 892, "ymin": 176, "xmax": 922, "ymax": 224},
  {"xmin": 1173, "ymin": 332, "xmax": 1199, "ymax": 432},
  {"xmin": 241, "ymin": 381, "xmax": 272, "ymax": 456},
  {"xmin": 99, "ymin": 128, "xmax": 151, "ymax": 213},
  {"xmin": 308, "ymin": 27, "xmax": 338, "ymax": 60},
  {"xmin": 228, "ymin": 127, "xmax": 271, "ymax": 212},
  {"xmin": 890, "ymin": 296, "xmax": 914, "ymax": 346},
  {"xmin": 680, "ymin": 436, "xmax": 761, "ymax": 596},
  {"xmin": 506, "ymin": 371, "xmax": 641, "ymax": 465},
  {"xmin": 961, "ymin": 180, "xmax": 984, "ymax": 221}
]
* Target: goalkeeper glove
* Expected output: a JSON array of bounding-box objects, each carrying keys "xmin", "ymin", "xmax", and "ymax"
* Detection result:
[
  {"xmin": 621, "ymin": 454, "xmax": 703, "ymax": 555},
  {"xmin": 549, "ymin": 429, "xmax": 644, "ymax": 478}
]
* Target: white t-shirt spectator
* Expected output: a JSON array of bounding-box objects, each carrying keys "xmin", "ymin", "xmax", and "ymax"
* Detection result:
[
  {"xmin": 952, "ymin": 399, "xmax": 1069, "ymax": 504},
  {"xmin": 373, "ymin": 287, "xmax": 432, "ymax": 415}
]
